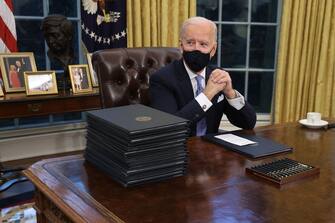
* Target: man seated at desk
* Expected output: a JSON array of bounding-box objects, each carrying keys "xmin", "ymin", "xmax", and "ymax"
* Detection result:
[{"xmin": 149, "ymin": 17, "xmax": 256, "ymax": 136}]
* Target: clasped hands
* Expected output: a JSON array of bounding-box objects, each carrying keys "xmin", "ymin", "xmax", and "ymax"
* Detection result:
[{"xmin": 203, "ymin": 69, "xmax": 236, "ymax": 100}]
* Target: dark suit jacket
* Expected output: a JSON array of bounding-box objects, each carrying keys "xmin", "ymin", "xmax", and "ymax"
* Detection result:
[{"xmin": 149, "ymin": 59, "xmax": 256, "ymax": 136}]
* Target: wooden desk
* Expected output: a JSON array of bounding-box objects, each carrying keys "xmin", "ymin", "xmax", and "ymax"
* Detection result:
[
  {"xmin": 24, "ymin": 123, "xmax": 335, "ymax": 223},
  {"xmin": 0, "ymin": 89, "xmax": 101, "ymax": 119}
]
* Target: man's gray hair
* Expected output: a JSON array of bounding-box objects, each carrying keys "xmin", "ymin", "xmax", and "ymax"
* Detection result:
[{"xmin": 180, "ymin": 17, "xmax": 217, "ymax": 42}]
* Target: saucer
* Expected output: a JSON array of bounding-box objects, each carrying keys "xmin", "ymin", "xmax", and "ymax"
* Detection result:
[{"xmin": 299, "ymin": 119, "xmax": 328, "ymax": 129}]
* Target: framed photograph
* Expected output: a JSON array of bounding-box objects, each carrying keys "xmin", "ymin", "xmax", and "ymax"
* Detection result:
[
  {"xmin": 86, "ymin": 53, "xmax": 99, "ymax": 87},
  {"xmin": 68, "ymin": 65, "xmax": 93, "ymax": 94},
  {"xmin": 24, "ymin": 71, "xmax": 58, "ymax": 96},
  {"xmin": 0, "ymin": 52, "xmax": 37, "ymax": 93}
]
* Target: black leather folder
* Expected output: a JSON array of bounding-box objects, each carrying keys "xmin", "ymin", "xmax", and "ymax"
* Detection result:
[
  {"xmin": 86, "ymin": 140, "xmax": 187, "ymax": 168},
  {"xmin": 86, "ymin": 104, "xmax": 189, "ymax": 137},
  {"xmin": 87, "ymin": 124, "xmax": 188, "ymax": 147},
  {"xmin": 202, "ymin": 133, "xmax": 293, "ymax": 159},
  {"xmin": 85, "ymin": 104, "xmax": 189, "ymax": 186},
  {"xmin": 85, "ymin": 151, "xmax": 186, "ymax": 186}
]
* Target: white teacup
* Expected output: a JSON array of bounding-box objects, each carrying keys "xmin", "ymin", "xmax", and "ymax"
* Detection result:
[{"xmin": 306, "ymin": 112, "xmax": 321, "ymax": 124}]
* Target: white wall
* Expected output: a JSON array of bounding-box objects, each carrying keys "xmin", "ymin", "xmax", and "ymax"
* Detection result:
[{"xmin": 0, "ymin": 123, "xmax": 87, "ymax": 162}]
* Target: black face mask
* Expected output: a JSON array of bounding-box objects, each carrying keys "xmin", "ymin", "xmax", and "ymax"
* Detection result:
[{"xmin": 182, "ymin": 50, "xmax": 211, "ymax": 72}]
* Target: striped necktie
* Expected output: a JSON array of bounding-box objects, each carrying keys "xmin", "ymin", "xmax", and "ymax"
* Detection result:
[{"xmin": 195, "ymin": 75, "xmax": 207, "ymax": 136}]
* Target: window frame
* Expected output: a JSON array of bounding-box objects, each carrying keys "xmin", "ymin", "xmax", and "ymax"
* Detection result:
[
  {"xmin": 14, "ymin": 0, "xmax": 84, "ymax": 71},
  {"xmin": 0, "ymin": 0, "xmax": 86, "ymax": 131},
  {"xmin": 198, "ymin": 0, "xmax": 282, "ymax": 119}
]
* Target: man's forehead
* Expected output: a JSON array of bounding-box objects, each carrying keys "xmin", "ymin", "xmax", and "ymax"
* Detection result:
[
  {"xmin": 184, "ymin": 23, "xmax": 213, "ymax": 35},
  {"xmin": 183, "ymin": 36, "xmax": 210, "ymax": 43},
  {"xmin": 182, "ymin": 29, "xmax": 213, "ymax": 43}
]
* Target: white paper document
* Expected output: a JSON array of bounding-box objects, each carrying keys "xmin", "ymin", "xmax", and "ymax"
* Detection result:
[{"xmin": 214, "ymin": 133, "xmax": 257, "ymax": 146}]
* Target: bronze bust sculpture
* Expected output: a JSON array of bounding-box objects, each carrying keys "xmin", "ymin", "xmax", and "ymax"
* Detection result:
[
  {"xmin": 41, "ymin": 14, "xmax": 74, "ymax": 91},
  {"xmin": 41, "ymin": 14, "xmax": 74, "ymax": 69}
]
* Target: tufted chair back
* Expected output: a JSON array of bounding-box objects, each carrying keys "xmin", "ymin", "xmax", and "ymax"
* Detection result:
[{"xmin": 92, "ymin": 47, "xmax": 182, "ymax": 108}]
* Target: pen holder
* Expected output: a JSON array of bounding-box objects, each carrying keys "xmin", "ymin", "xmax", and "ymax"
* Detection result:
[{"xmin": 246, "ymin": 158, "xmax": 320, "ymax": 185}]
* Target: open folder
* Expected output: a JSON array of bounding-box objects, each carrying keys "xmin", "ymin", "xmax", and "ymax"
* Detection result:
[{"xmin": 202, "ymin": 132, "xmax": 293, "ymax": 159}]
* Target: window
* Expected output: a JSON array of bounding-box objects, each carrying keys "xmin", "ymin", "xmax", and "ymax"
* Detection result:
[
  {"xmin": 0, "ymin": 0, "xmax": 85, "ymax": 130},
  {"xmin": 2, "ymin": 0, "xmax": 280, "ymax": 130},
  {"xmin": 197, "ymin": 0, "xmax": 281, "ymax": 114},
  {"xmin": 13, "ymin": 0, "xmax": 83, "ymax": 70}
]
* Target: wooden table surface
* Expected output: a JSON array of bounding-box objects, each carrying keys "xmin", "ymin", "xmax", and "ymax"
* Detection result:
[{"xmin": 24, "ymin": 122, "xmax": 335, "ymax": 223}]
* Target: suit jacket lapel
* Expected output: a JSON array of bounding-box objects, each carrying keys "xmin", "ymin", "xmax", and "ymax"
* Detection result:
[{"xmin": 175, "ymin": 59, "xmax": 194, "ymax": 103}]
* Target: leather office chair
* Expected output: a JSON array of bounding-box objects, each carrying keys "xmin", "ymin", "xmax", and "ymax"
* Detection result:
[{"xmin": 92, "ymin": 47, "xmax": 182, "ymax": 108}]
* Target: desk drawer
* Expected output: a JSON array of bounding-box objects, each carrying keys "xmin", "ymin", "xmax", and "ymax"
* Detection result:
[{"xmin": 0, "ymin": 95, "xmax": 101, "ymax": 119}]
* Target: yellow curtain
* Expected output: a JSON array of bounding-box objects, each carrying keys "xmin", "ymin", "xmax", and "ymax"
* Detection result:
[
  {"xmin": 126, "ymin": 0, "xmax": 196, "ymax": 47},
  {"xmin": 274, "ymin": 0, "xmax": 335, "ymax": 123}
]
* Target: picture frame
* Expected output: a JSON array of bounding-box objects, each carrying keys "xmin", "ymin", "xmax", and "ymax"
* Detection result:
[
  {"xmin": 86, "ymin": 53, "xmax": 99, "ymax": 87},
  {"xmin": 0, "ymin": 52, "xmax": 37, "ymax": 93},
  {"xmin": 24, "ymin": 71, "xmax": 58, "ymax": 96},
  {"xmin": 68, "ymin": 64, "xmax": 93, "ymax": 94}
]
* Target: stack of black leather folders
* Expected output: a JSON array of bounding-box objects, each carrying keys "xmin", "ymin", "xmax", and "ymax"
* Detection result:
[{"xmin": 85, "ymin": 104, "xmax": 189, "ymax": 187}]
